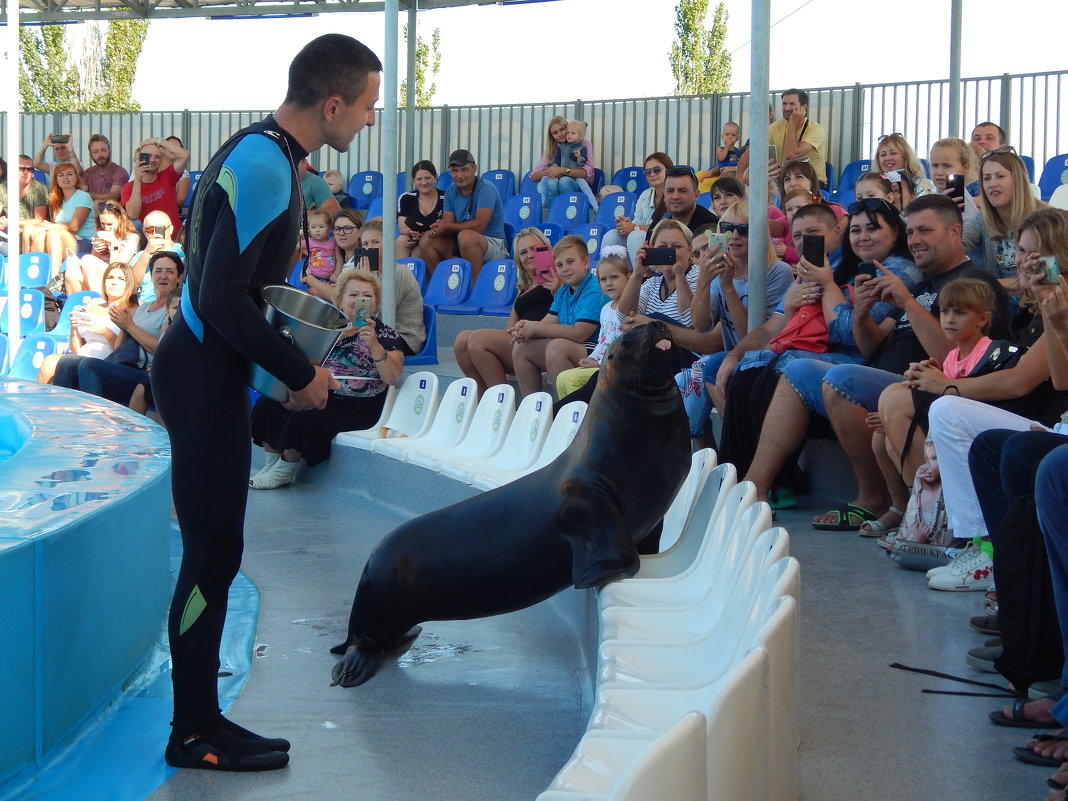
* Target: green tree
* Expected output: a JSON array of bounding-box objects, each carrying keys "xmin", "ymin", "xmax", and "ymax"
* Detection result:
[
  {"xmin": 669, "ymin": 0, "xmax": 731, "ymax": 96},
  {"xmin": 399, "ymin": 24, "xmax": 442, "ymax": 107},
  {"xmin": 19, "ymin": 19, "xmax": 148, "ymax": 112}
]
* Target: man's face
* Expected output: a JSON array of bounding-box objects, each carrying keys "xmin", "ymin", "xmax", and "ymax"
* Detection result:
[
  {"xmin": 791, "ymin": 218, "xmax": 837, "ymax": 260},
  {"xmin": 906, "ymin": 209, "xmax": 958, "ymax": 274},
  {"xmin": 324, "ymin": 72, "xmax": 381, "ymax": 153},
  {"xmin": 449, "ymin": 161, "xmax": 477, "ymax": 191},
  {"xmin": 970, "ymin": 124, "xmax": 1003, "ymax": 152},
  {"xmin": 145, "ymin": 214, "xmax": 173, "ymax": 244},
  {"xmin": 53, "ymin": 142, "xmax": 71, "ymax": 161},
  {"xmin": 663, "ymin": 176, "xmax": 696, "ymax": 215},
  {"xmin": 89, "ymin": 141, "xmax": 111, "ymax": 167},
  {"xmin": 18, "ymin": 159, "xmax": 34, "ymax": 188},
  {"xmin": 781, "ymin": 94, "xmax": 806, "ymax": 121},
  {"xmin": 139, "ymin": 145, "xmax": 163, "ymax": 174}
]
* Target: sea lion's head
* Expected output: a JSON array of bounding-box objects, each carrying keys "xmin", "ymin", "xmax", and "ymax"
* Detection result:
[{"xmin": 596, "ymin": 321, "xmax": 677, "ymax": 397}]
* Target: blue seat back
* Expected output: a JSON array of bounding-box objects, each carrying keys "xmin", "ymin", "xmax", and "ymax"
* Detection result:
[
  {"xmin": 8, "ymin": 334, "xmax": 55, "ymax": 380},
  {"xmin": 836, "ymin": 160, "xmax": 871, "ymax": 194},
  {"xmin": 518, "ymin": 173, "xmax": 539, "ymax": 196},
  {"xmin": 436, "ymin": 172, "xmax": 454, "ymax": 191},
  {"xmin": 423, "ymin": 258, "xmax": 471, "ymax": 308},
  {"xmin": 571, "ymin": 223, "xmax": 607, "ymax": 264},
  {"xmin": 287, "ymin": 261, "xmax": 307, "ymax": 290},
  {"xmin": 697, "ymin": 192, "xmax": 712, "ymax": 209},
  {"xmin": 183, "ymin": 170, "xmax": 204, "ymax": 211},
  {"xmin": 1039, "ymin": 153, "xmax": 1068, "ymax": 200},
  {"xmin": 539, "ymin": 222, "xmax": 564, "ymax": 246},
  {"xmin": 612, "ymin": 167, "xmax": 648, "ymax": 196},
  {"xmin": 504, "ymin": 193, "xmax": 543, "ymax": 232},
  {"xmin": 1020, "ymin": 155, "xmax": 1036, "ymax": 183},
  {"xmin": 347, "ymin": 171, "xmax": 383, "ymax": 210},
  {"xmin": 48, "ymin": 290, "xmax": 102, "ymax": 342},
  {"xmin": 396, "ymin": 170, "xmax": 408, "ymax": 193},
  {"xmin": 482, "ymin": 169, "xmax": 516, "ymax": 200},
  {"xmin": 438, "ymin": 259, "xmax": 518, "ymax": 315},
  {"xmin": 0, "ymin": 288, "xmax": 45, "ymax": 335},
  {"xmin": 594, "ymin": 192, "xmax": 637, "ymax": 227},
  {"xmin": 397, "ymin": 257, "xmax": 427, "ymax": 292},
  {"xmin": 20, "ymin": 252, "xmax": 51, "ymax": 288},
  {"xmin": 547, "ymin": 193, "xmax": 591, "ymax": 228},
  {"xmin": 33, "ymin": 168, "xmax": 48, "ymax": 185},
  {"xmin": 592, "ymin": 168, "xmax": 606, "ymax": 195},
  {"xmin": 824, "ymin": 161, "xmax": 835, "ymax": 193},
  {"xmin": 404, "ymin": 304, "xmax": 438, "ymax": 365},
  {"xmin": 366, "ymin": 195, "xmax": 385, "ymax": 221}
]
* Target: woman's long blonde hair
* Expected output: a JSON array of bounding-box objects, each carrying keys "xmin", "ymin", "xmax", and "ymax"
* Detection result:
[{"xmin": 543, "ymin": 115, "xmax": 568, "ymax": 163}]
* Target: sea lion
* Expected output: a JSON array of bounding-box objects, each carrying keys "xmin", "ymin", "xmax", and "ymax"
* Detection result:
[{"xmin": 331, "ymin": 321, "xmax": 691, "ymax": 687}]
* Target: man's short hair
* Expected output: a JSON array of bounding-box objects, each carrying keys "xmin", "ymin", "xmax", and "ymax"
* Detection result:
[
  {"xmin": 88, "ymin": 134, "xmax": 110, "ymax": 149},
  {"xmin": 904, "ymin": 193, "xmax": 963, "ymax": 227},
  {"xmin": 792, "ymin": 203, "xmax": 838, "ymax": 231},
  {"xmin": 284, "ymin": 34, "xmax": 383, "ymax": 109},
  {"xmin": 782, "ymin": 88, "xmax": 809, "ymax": 106},
  {"xmin": 665, "ymin": 166, "xmax": 698, "ymax": 191},
  {"xmin": 973, "ymin": 121, "xmax": 1006, "ymax": 144}
]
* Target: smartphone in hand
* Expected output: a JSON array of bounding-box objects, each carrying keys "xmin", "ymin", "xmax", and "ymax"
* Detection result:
[{"xmin": 801, "ymin": 234, "xmax": 824, "ymax": 266}]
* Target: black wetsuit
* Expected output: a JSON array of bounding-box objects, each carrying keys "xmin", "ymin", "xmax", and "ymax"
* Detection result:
[{"xmin": 152, "ymin": 116, "xmax": 314, "ymax": 734}]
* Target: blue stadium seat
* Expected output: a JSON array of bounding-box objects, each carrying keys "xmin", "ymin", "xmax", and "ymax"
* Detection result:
[
  {"xmin": 1020, "ymin": 155, "xmax": 1036, "ymax": 183},
  {"xmin": 0, "ymin": 333, "xmax": 8, "ymax": 375},
  {"xmin": 0, "ymin": 288, "xmax": 45, "ymax": 335},
  {"xmin": 396, "ymin": 170, "xmax": 407, "ymax": 193},
  {"xmin": 538, "ymin": 222, "xmax": 564, "ymax": 246},
  {"xmin": 33, "ymin": 168, "xmax": 47, "ymax": 185},
  {"xmin": 612, "ymin": 167, "xmax": 648, "ymax": 196},
  {"xmin": 19, "ymin": 252, "xmax": 51, "ymax": 288},
  {"xmin": 183, "ymin": 170, "xmax": 203, "ymax": 214},
  {"xmin": 397, "ymin": 257, "xmax": 427, "ymax": 292},
  {"xmin": 592, "ymin": 168, "xmax": 605, "ymax": 195},
  {"xmin": 287, "ymin": 261, "xmax": 307, "ymax": 290},
  {"xmin": 7, "ymin": 334, "xmax": 55, "ymax": 380},
  {"xmin": 47, "ymin": 290, "xmax": 101, "ymax": 344},
  {"xmin": 571, "ymin": 223, "xmax": 607, "ymax": 264},
  {"xmin": 836, "ymin": 160, "xmax": 872, "ymax": 196},
  {"xmin": 593, "ymin": 192, "xmax": 637, "ymax": 227},
  {"xmin": 835, "ymin": 188, "xmax": 856, "ymax": 209},
  {"xmin": 423, "ymin": 258, "xmax": 471, "ymax": 308},
  {"xmin": 504, "ymin": 193, "xmax": 543, "ymax": 232},
  {"xmin": 502, "ymin": 223, "xmax": 515, "ymax": 254},
  {"xmin": 546, "ymin": 194, "xmax": 591, "ymax": 228},
  {"xmin": 347, "ymin": 171, "xmax": 383, "ymax": 210},
  {"xmin": 480, "ymin": 262, "xmax": 521, "ymax": 316},
  {"xmin": 518, "ymin": 172, "xmax": 538, "ymax": 196},
  {"xmin": 697, "ymin": 192, "xmax": 712, "ymax": 209},
  {"xmin": 437, "ymin": 172, "xmax": 454, "ymax": 191},
  {"xmin": 482, "ymin": 169, "xmax": 516, "ymax": 201},
  {"xmin": 437, "ymin": 259, "xmax": 517, "ymax": 315},
  {"xmin": 366, "ymin": 195, "xmax": 385, "ymax": 221},
  {"xmin": 824, "ymin": 161, "xmax": 835, "ymax": 193},
  {"xmin": 1038, "ymin": 153, "xmax": 1068, "ymax": 201},
  {"xmin": 403, "ymin": 304, "xmax": 438, "ymax": 366}
]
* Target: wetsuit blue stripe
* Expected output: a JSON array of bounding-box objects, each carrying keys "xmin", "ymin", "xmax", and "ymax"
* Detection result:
[
  {"xmin": 181, "ymin": 290, "xmax": 204, "ymax": 343},
  {"xmin": 222, "ymin": 135, "xmax": 292, "ymax": 255}
]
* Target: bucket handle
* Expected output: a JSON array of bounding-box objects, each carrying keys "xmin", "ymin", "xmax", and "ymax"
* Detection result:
[{"xmin": 278, "ymin": 325, "xmax": 296, "ymax": 347}]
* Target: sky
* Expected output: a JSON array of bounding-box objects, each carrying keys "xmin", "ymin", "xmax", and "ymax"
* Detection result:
[{"xmin": 130, "ymin": 0, "xmax": 1066, "ymax": 111}]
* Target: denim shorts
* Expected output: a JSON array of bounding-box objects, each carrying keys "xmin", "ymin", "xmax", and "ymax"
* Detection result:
[
  {"xmin": 821, "ymin": 364, "xmax": 901, "ymax": 412},
  {"xmin": 779, "ymin": 359, "xmax": 835, "ymax": 417}
]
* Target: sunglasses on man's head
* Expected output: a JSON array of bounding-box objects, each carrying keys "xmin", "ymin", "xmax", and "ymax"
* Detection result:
[
  {"xmin": 718, "ymin": 222, "xmax": 749, "ymax": 236},
  {"xmin": 847, "ymin": 198, "xmax": 897, "ymax": 217}
]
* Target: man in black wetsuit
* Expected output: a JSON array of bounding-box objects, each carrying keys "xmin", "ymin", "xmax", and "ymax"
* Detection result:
[{"xmin": 151, "ymin": 34, "xmax": 381, "ymax": 772}]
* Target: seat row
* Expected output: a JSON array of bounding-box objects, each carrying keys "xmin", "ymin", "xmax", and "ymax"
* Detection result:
[{"xmin": 332, "ymin": 374, "xmax": 799, "ymax": 800}]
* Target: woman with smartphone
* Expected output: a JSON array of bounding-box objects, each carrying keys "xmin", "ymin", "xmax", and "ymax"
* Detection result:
[
  {"xmin": 453, "ymin": 227, "xmax": 558, "ymax": 396},
  {"xmin": 599, "ymin": 151, "xmax": 674, "ymax": 267},
  {"xmin": 28, "ymin": 163, "xmax": 96, "ymax": 277},
  {"xmin": 963, "ymin": 146, "xmax": 1046, "ymax": 281},
  {"xmin": 64, "ymin": 201, "xmax": 141, "ymax": 293},
  {"xmin": 250, "ymin": 268, "xmax": 405, "ymax": 489},
  {"xmin": 396, "ymin": 160, "xmax": 445, "ymax": 259},
  {"xmin": 871, "ymin": 133, "xmax": 937, "ymax": 199}
]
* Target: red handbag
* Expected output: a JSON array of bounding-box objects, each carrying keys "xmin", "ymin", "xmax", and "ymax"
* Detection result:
[{"xmin": 768, "ymin": 302, "xmax": 829, "ymax": 354}]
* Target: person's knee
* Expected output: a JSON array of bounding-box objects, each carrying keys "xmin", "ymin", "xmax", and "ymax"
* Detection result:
[
  {"xmin": 877, "ymin": 381, "xmax": 911, "ymax": 418},
  {"xmin": 457, "ymin": 229, "xmax": 486, "ymax": 252}
]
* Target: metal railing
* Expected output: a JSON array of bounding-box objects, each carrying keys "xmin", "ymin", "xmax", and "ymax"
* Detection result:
[{"xmin": 2, "ymin": 69, "xmax": 1065, "ymax": 190}]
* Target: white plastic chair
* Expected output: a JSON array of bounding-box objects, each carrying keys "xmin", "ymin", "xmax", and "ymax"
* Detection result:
[
  {"xmin": 659, "ymin": 448, "xmax": 716, "ymax": 552},
  {"xmin": 406, "ymin": 383, "xmax": 516, "ymax": 473},
  {"xmin": 440, "ymin": 391, "xmax": 553, "ymax": 484},
  {"xmin": 371, "ymin": 377, "xmax": 477, "ymax": 461},
  {"xmin": 470, "ymin": 400, "xmax": 587, "ymax": 491},
  {"xmin": 334, "ymin": 371, "xmax": 438, "ymax": 450},
  {"xmin": 1049, "ymin": 183, "xmax": 1068, "ymax": 210}
]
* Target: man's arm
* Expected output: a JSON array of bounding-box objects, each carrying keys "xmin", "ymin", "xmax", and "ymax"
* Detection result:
[
  {"xmin": 436, "ymin": 205, "xmax": 491, "ymax": 236},
  {"xmin": 782, "ymin": 117, "xmax": 816, "ymax": 160},
  {"xmin": 157, "ymin": 138, "xmax": 190, "ymax": 174}
]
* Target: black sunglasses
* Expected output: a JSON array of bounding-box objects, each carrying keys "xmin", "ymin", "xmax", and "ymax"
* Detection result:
[
  {"xmin": 718, "ymin": 222, "xmax": 749, "ymax": 236},
  {"xmin": 980, "ymin": 145, "xmax": 1018, "ymax": 162},
  {"xmin": 847, "ymin": 198, "xmax": 897, "ymax": 217},
  {"xmin": 96, "ymin": 201, "xmax": 122, "ymax": 212},
  {"xmin": 643, "ymin": 166, "xmax": 663, "ymax": 176}
]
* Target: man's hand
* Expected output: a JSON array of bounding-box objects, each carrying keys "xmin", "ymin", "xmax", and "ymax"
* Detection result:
[
  {"xmin": 853, "ymin": 273, "xmax": 879, "ymax": 317},
  {"xmin": 868, "ymin": 262, "xmax": 912, "ymax": 309},
  {"xmin": 284, "ymin": 364, "xmax": 339, "ymax": 411}
]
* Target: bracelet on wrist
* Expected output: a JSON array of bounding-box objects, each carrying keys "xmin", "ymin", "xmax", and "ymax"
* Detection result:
[
  {"xmin": 373, "ymin": 351, "xmax": 388, "ymax": 364},
  {"xmin": 941, "ymin": 384, "xmax": 960, "ymax": 396}
]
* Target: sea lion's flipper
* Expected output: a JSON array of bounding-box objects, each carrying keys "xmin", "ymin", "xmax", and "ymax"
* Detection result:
[
  {"xmin": 557, "ymin": 479, "xmax": 639, "ymax": 589},
  {"xmin": 330, "ymin": 626, "xmax": 422, "ymax": 688}
]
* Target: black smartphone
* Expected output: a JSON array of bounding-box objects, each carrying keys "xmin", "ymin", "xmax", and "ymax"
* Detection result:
[
  {"xmin": 946, "ymin": 174, "xmax": 965, "ymax": 200},
  {"xmin": 767, "ymin": 144, "xmax": 777, "ymax": 162},
  {"xmin": 645, "ymin": 247, "xmax": 677, "ymax": 266},
  {"xmin": 139, "ymin": 152, "xmax": 151, "ymax": 166},
  {"xmin": 856, "ymin": 260, "xmax": 877, "ymax": 279},
  {"xmin": 801, "ymin": 234, "xmax": 824, "ymax": 266},
  {"xmin": 352, "ymin": 247, "xmax": 380, "ymax": 272},
  {"xmin": 50, "ymin": 134, "xmax": 69, "ymax": 144}
]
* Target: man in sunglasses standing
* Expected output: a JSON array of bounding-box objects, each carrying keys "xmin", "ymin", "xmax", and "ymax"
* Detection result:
[{"xmin": 81, "ymin": 134, "xmax": 129, "ymax": 204}]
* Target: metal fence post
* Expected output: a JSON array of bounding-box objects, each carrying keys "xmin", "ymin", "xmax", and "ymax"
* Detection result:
[
  {"xmin": 851, "ymin": 82, "xmax": 865, "ymax": 164},
  {"xmin": 1000, "ymin": 73, "xmax": 1013, "ymax": 142},
  {"xmin": 440, "ymin": 104, "xmax": 450, "ymax": 172}
]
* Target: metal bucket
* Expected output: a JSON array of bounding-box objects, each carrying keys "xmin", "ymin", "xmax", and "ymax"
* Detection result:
[{"xmin": 249, "ymin": 284, "xmax": 349, "ymax": 402}]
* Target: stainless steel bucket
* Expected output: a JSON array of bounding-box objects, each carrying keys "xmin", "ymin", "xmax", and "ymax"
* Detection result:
[{"xmin": 249, "ymin": 284, "xmax": 349, "ymax": 402}]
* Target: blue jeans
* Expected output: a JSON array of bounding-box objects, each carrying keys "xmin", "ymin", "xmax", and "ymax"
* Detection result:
[
  {"xmin": 822, "ymin": 363, "xmax": 900, "ymax": 412},
  {"xmin": 1037, "ymin": 445, "xmax": 1068, "ymax": 711},
  {"xmin": 52, "ymin": 354, "xmax": 148, "ymax": 406},
  {"xmin": 676, "ymin": 352, "xmax": 728, "ymax": 436},
  {"xmin": 780, "ymin": 358, "xmax": 835, "ymax": 417},
  {"xmin": 538, "ymin": 176, "xmax": 599, "ymax": 211}
]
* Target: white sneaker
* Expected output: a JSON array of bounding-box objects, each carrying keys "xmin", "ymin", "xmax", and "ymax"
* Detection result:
[
  {"xmin": 249, "ymin": 458, "xmax": 298, "ymax": 490},
  {"xmin": 925, "ymin": 542, "xmax": 972, "ymax": 579},
  {"xmin": 250, "ymin": 450, "xmax": 281, "ymax": 481},
  {"xmin": 928, "ymin": 545, "xmax": 994, "ymax": 592}
]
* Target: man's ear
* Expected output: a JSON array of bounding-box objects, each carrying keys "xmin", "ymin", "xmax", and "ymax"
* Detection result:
[{"xmin": 322, "ymin": 95, "xmax": 343, "ymax": 122}]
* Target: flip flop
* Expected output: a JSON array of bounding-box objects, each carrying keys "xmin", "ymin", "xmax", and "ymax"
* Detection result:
[
  {"xmin": 812, "ymin": 503, "xmax": 878, "ymax": 531},
  {"xmin": 1013, "ymin": 746, "xmax": 1065, "ymax": 768},
  {"xmin": 990, "ymin": 699, "xmax": 1064, "ymax": 729}
]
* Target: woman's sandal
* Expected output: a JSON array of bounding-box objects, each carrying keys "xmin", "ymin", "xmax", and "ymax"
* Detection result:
[{"xmin": 858, "ymin": 505, "xmax": 905, "ymax": 538}]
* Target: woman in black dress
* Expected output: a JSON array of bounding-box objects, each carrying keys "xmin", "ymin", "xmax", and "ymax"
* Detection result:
[
  {"xmin": 395, "ymin": 159, "xmax": 445, "ymax": 258},
  {"xmin": 453, "ymin": 227, "xmax": 560, "ymax": 396}
]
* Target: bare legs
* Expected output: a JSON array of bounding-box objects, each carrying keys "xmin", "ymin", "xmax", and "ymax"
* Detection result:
[
  {"xmin": 453, "ymin": 328, "xmax": 515, "ymax": 397},
  {"xmin": 744, "ymin": 377, "xmax": 812, "ymax": 502},
  {"xmin": 815, "ymin": 385, "xmax": 891, "ymax": 523}
]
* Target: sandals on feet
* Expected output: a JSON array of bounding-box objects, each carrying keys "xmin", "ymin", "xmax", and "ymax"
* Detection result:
[
  {"xmin": 990, "ymin": 698, "xmax": 1063, "ymax": 729},
  {"xmin": 859, "ymin": 505, "xmax": 905, "ymax": 538},
  {"xmin": 812, "ymin": 503, "xmax": 878, "ymax": 532}
]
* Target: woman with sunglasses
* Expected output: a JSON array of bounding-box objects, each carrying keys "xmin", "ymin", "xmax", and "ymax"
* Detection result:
[
  {"xmin": 963, "ymin": 146, "xmax": 1046, "ymax": 281},
  {"xmin": 600, "ymin": 151, "xmax": 674, "ymax": 267},
  {"xmin": 65, "ymin": 201, "xmax": 142, "ymax": 294},
  {"xmin": 28, "ymin": 163, "xmax": 96, "ymax": 278},
  {"xmin": 871, "ymin": 133, "xmax": 937, "ymax": 200}
]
